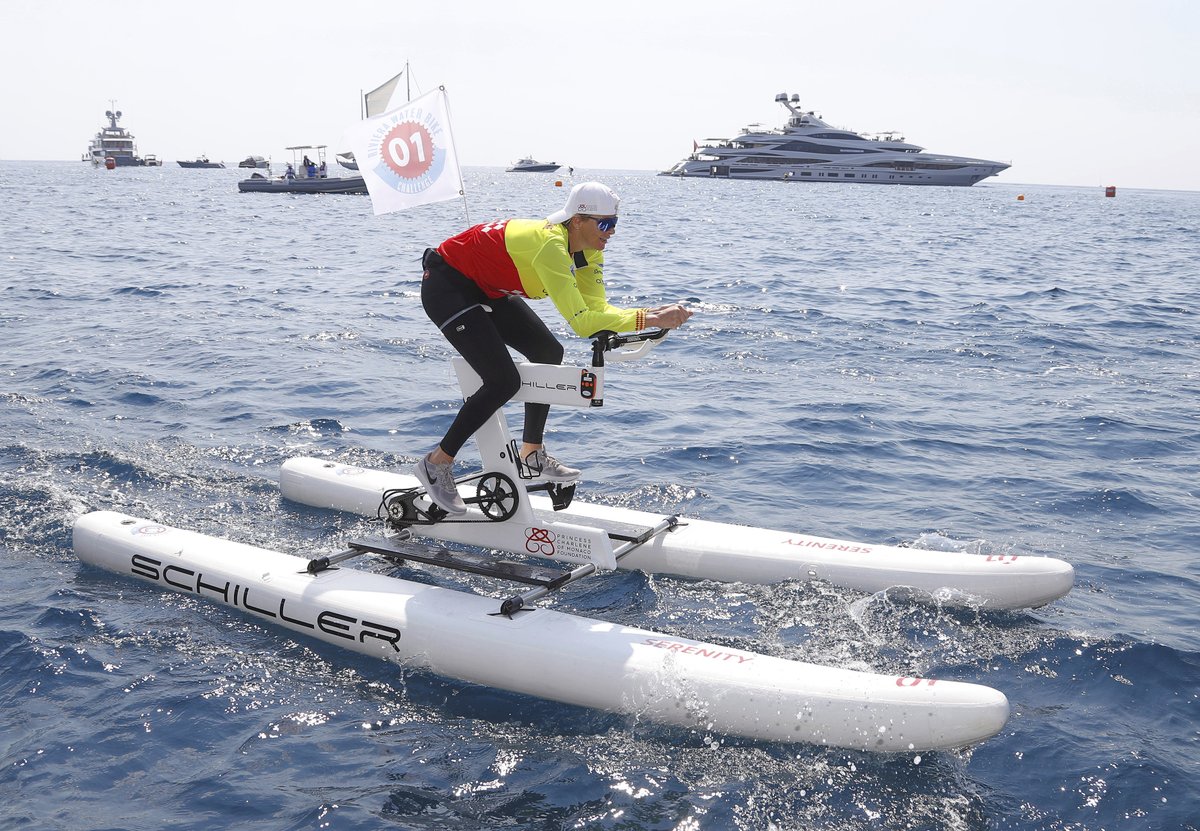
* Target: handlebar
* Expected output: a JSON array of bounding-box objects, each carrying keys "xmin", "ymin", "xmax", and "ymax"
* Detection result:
[{"xmin": 590, "ymin": 329, "xmax": 669, "ymax": 365}]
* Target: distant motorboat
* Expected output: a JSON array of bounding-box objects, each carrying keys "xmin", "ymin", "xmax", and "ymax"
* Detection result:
[
  {"xmin": 661, "ymin": 91, "xmax": 1009, "ymax": 186},
  {"xmin": 177, "ymin": 156, "xmax": 225, "ymax": 169},
  {"xmin": 237, "ymin": 145, "xmax": 366, "ymax": 194},
  {"xmin": 507, "ymin": 157, "xmax": 561, "ymax": 173}
]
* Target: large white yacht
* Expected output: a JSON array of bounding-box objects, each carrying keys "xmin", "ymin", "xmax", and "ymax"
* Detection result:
[
  {"xmin": 84, "ymin": 104, "xmax": 158, "ymax": 167},
  {"xmin": 661, "ymin": 92, "xmax": 1009, "ymax": 186}
]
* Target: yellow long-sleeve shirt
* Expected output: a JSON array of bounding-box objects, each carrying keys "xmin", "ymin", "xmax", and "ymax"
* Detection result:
[{"xmin": 437, "ymin": 218, "xmax": 642, "ymax": 337}]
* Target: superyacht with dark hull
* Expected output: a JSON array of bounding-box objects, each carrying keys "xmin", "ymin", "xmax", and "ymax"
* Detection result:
[{"xmin": 662, "ymin": 92, "xmax": 1009, "ymax": 186}]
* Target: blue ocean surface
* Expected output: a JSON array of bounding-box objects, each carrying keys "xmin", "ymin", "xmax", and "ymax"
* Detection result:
[{"xmin": 1, "ymin": 160, "xmax": 1197, "ymax": 830}]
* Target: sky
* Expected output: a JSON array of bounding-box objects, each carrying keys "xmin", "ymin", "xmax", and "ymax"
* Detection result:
[{"xmin": 3, "ymin": 0, "xmax": 1198, "ymax": 191}]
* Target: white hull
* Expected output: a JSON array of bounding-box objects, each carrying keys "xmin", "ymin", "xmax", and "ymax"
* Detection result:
[
  {"xmin": 73, "ymin": 510, "xmax": 1010, "ymax": 750},
  {"xmin": 507, "ymin": 158, "xmax": 561, "ymax": 173},
  {"xmin": 280, "ymin": 457, "xmax": 1074, "ymax": 610}
]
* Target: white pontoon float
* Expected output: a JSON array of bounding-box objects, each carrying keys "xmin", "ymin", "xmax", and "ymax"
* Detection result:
[
  {"xmin": 281, "ymin": 331, "xmax": 1075, "ymax": 613},
  {"xmin": 73, "ymin": 509, "xmax": 1010, "ymax": 750}
]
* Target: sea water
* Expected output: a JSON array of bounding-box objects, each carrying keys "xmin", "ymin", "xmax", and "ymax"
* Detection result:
[{"xmin": 1, "ymin": 161, "xmax": 1197, "ymax": 830}]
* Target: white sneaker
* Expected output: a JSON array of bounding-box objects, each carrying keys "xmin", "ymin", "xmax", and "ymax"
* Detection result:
[
  {"xmin": 524, "ymin": 448, "xmax": 581, "ymax": 483},
  {"xmin": 413, "ymin": 454, "xmax": 467, "ymax": 514}
]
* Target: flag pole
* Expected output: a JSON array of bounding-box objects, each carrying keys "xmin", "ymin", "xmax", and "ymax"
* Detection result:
[{"xmin": 439, "ymin": 85, "xmax": 471, "ymax": 225}]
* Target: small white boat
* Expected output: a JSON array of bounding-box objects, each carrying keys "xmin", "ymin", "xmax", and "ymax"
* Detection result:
[
  {"xmin": 72, "ymin": 510, "xmax": 1011, "ymax": 750},
  {"xmin": 507, "ymin": 156, "xmax": 561, "ymax": 173},
  {"xmin": 177, "ymin": 156, "xmax": 225, "ymax": 169}
]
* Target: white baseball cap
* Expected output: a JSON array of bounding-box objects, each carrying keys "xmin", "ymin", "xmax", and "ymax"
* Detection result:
[{"xmin": 546, "ymin": 181, "xmax": 620, "ymax": 224}]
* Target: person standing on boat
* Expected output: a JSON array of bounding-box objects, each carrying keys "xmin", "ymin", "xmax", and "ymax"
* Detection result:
[{"xmin": 414, "ymin": 181, "xmax": 692, "ymax": 514}]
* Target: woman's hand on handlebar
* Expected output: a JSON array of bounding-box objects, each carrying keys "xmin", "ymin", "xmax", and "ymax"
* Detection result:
[{"xmin": 645, "ymin": 303, "xmax": 693, "ymax": 330}]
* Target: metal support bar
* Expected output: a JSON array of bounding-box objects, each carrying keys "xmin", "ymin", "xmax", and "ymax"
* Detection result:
[
  {"xmin": 307, "ymin": 530, "xmax": 413, "ymax": 574},
  {"xmin": 496, "ymin": 515, "xmax": 679, "ymax": 617},
  {"xmin": 349, "ymin": 535, "xmax": 571, "ymax": 586},
  {"xmin": 306, "ymin": 547, "xmax": 369, "ymax": 574}
]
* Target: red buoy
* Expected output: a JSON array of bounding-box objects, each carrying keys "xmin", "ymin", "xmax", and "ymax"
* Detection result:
[
  {"xmin": 1105, "ymin": 186, "xmax": 1116, "ymax": 197},
  {"xmin": 104, "ymin": 156, "xmax": 116, "ymax": 170}
]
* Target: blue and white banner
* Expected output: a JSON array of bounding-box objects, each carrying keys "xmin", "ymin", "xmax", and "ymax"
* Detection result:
[{"xmin": 344, "ymin": 88, "xmax": 463, "ymax": 216}]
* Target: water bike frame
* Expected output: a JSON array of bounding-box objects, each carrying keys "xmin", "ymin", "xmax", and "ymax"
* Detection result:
[{"xmin": 381, "ymin": 329, "xmax": 670, "ymax": 571}]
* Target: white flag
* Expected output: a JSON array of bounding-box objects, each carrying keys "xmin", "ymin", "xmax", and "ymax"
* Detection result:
[
  {"xmin": 364, "ymin": 70, "xmax": 404, "ymax": 118},
  {"xmin": 344, "ymin": 88, "xmax": 464, "ymax": 216}
]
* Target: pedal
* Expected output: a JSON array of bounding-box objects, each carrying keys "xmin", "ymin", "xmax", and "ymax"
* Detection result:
[
  {"xmin": 526, "ymin": 481, "xmax": 576, "ymax": 511},
  {"xmin": 548, "ymin": 482, "xmax": 576, "ymax": 511}
]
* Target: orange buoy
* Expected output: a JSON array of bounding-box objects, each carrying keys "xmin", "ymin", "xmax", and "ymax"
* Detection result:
[
  {"xmin": 1017, "ymin": 194, "xmax": 1025, "ymax": 201},
  {"xmin": 1105, "ymin": 186, "xmax": 1116, "ymax": 197},
  {"xmin": 105, "ymin": 156, "xmax": 116, "ymax": 170},
  {"xmin": 555, "ymin": 180, "xmax": 563, "ymax": 187}
]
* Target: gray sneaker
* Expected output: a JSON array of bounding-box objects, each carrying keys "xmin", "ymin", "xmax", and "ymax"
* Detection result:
[
  {"xmin": 413, "ymin": 454, "xmax": 467, "ymax": 514},
  {"xmin": 524, "ymin": 448, "xmax": 581, "ymax": 483}
]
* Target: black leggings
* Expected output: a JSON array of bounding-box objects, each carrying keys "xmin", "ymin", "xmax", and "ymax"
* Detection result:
[{"xmin": 420, "ymin": 249, "xmax": 564, "ymax": 457}]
